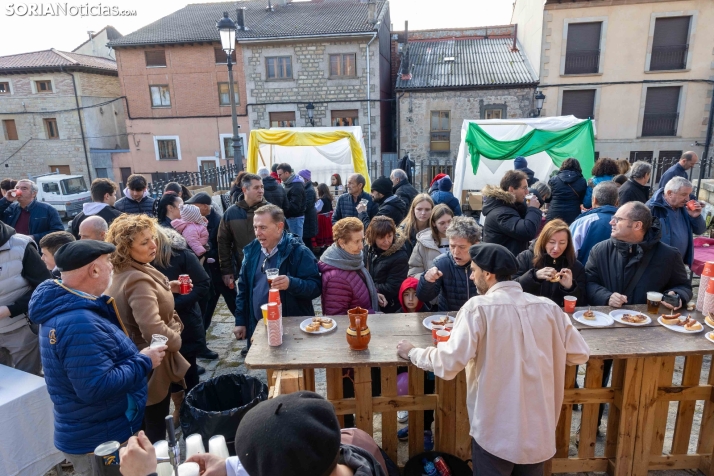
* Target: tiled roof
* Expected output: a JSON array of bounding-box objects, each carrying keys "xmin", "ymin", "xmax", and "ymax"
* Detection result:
[
  {"xmin": 0, "ymin": 49, "xmax": 117, "ymax": 73},
  {"xmin": 395, "ymin": 38, "xmax": 538, "ymax": 90},
  {"xmin": 109, "ymin": 0, "xmax": 386, "ymax": 47}
]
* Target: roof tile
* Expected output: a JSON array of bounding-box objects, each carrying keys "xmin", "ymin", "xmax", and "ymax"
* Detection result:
[{"xmin": 0, "ymin": 49, "xmax": 117, "ymax": 72}]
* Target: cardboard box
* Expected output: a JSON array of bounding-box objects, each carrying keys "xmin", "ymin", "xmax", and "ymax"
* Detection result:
[{"xmin": 468, "ymin": 192, "xmax": 483, "ymax": 211}]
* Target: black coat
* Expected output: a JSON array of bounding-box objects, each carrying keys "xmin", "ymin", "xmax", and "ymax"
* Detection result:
[
  {"xmin": 618, "ymin": 178, "xmax": 650, "ymax": 205},
  {"xmin": 303, "ymin": 182, "xmax": 318, "ymax": 240},
  {"xmin": 393, "ymin": 181, "xmax": 419, "ymax": 209},
  {"xmin": 481, "ymin": 185, "xmax": 542, "ymax": 257},
  {"xmin": 263, "ymin": 176, "xmax": 288, "ymax": 211},
  {"xmin": 319, "ymin": 197, "xmax": 333, "ymax": 214},
  {"xmin": 152, "ymin": 231, "xmax": 211, "ymax": 357},
  {"xmin": 513, "ymin": 249, "xmax": 587, "ymax": 307},
  {"xmin": 70, "ymin": 205, "xmax": 122, "ymax": 239},
  {"xmin": 360, "ymin": 195, "xmax": 406, "ymax": 230},
  {"xmin": 546, "ymin": 170, "xmax": 587, "ymax": 225},
  {"xmin": 416, "ymin": 252, "xmax": 477, "ymax": 312},
  {"xmin": 584, "ymin": 219, "xmax": 692, "ymax": 306},
  {"xmin": 114, "ymin": 195, "xmax": 155, "ymax": 217},
  {"xmin": 364, "ymin": 235, "xmax": 409, "ymax": 313},
  {"xmin": 283, "ymin": 176, "xmax": 305, "ymax": 218}
]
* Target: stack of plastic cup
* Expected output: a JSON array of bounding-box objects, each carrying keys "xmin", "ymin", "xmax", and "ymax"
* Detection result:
[
  {"xmin": 267, "ymin": 302, "xmax": 283, "ymax": 346},
  {"xmin": 702, "ymin": 278, "xmax": 714, "ymax": 316},
  {"xmin": 208, "ymin": 435, "xmax": 230, "ymax": 459},
  {"xmin": 696, "ymin": 261, "xmax": 714, "ymax": 311}
]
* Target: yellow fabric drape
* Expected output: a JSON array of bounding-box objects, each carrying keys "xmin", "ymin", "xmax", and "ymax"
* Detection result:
[{"xmin": 246, "ymin": 129, "xmax": 371, "ymax": 191}]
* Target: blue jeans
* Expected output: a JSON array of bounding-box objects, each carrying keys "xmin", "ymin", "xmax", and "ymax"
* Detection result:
[{"xmin": 286, "ymin": 216, "xmax": 305, "ymax": 241}]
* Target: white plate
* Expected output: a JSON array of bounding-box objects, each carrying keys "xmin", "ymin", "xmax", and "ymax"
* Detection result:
[
  {"xmin": 657, "ymin": 316, "xmax": 705, "ymax": 333},
  {"xmin": 422, "ymin": 315, "xmax": 453, "ymax": 330},
  {"xmin": 573, "ymin": 310, "xmax": 613, "ymax": 327},
  {"xmin": 705, "ymin": 317, "xmax": 714, "ymax": 330},
  {"xmin": 299, "ymin": 318, "xmax": 338, "ymax": 335},
  {"xmin": 609, "ymin": 310, "xmax": 651, "ymax": 326},
  {"xmin": 706, "ymin": 332, "xmax": 714, "ymax": 344}
]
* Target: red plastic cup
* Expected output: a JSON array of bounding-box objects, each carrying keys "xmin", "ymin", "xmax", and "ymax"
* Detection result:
[
  {"xmin": 436, "ymin": 329, "xmax": 450, "ymax": 344},
  {"xmin": 563, "ymin": 296, "xmax": 577, "ymax": 313},
  {"xmin": 687, "ymin": 200, "xmax": 699, "ymax": 211},
  {"xmin": 431, "ymin": 325, "xmax": 444, "ymax": 346}
]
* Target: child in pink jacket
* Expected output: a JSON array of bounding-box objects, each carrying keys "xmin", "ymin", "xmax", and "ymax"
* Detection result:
[{"xmin": 171, "ymin": 204, "xmax": 209, "ymax": 258}]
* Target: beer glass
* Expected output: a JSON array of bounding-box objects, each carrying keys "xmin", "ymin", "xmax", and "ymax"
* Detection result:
[
  {"xmin": 266, "ymin": 268, "xmax": 279, "ymax": 287},
  {"xmin": 647, "ymin": 292, "xmax": 663, "ymax": 314}
]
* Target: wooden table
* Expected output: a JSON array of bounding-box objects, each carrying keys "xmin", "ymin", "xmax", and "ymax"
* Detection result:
[{"xmin": 246, "ymin": 307, "xmax": 714, "ymax": 475}]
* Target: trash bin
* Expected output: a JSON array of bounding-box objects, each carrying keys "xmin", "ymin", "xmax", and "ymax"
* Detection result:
[{"xmin": 180, "ymin": 373, "xmax": 268, "ymax": 451}]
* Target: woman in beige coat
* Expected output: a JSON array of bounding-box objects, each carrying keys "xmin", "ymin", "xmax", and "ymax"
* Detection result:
[
  {"xmin": 408, "ymin": 204, "xmax": 454, "ymax": 278},
  {"xmin": 106, "ymin": 214, "xmax": 190, "ymax": 443}
]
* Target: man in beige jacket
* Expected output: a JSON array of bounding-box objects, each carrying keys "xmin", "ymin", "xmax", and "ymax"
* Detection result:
[{"xmin": 398, "ymin": 243, "xmax": 590, "ymax": 476}]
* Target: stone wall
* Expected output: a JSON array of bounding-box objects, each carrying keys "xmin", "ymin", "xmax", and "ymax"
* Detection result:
[{"xmin": 398, "ymin": 88, "xmax": 535, "ymax": 160}]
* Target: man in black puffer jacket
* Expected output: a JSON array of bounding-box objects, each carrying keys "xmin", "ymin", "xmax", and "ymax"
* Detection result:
[
  {"xmin": 114, "ymin": 174, "xmax": 155, "ymax": 217},
  {"xmin": 417, "ymin": 216, "xmax": 480, "ymax": 311},
  {"xmin": 481, "ymin": 171, "xmax": 542, "ymax": 257},
  {"xmin": 359, "ymin": 177, "xmax": 406, "ymax": 229},
  {"xmin": 260, "ymin": 168, "xmax": 288, "ymax": 211}
]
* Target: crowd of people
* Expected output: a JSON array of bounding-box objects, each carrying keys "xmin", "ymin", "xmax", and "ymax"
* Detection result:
[{"xmin": 0, "ymin": 150, "xmax": 704, "ymax": 476}]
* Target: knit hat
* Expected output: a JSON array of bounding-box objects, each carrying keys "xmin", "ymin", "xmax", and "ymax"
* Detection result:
[
  {"xmin": 438, "ymin": 176, "xmax": 453, "ymax": 192},
  {"xmin": 234, "ymin": 391, "xmax": 341, "ymax": 476},
  {"xmin": 371, "ymin": 177, "xmax": 393, "ymax": 197},
  {"xmin": 514, "ymin": 156, "xmax": 528, "ymax": 169},
  {"xmin": 469, "ymin": 243, "xmax": 518, "ymax": 275},
  {"xmin": 430, "ymin": 173, "xmax": 447, "ymax": 188},
  {"xmin": 398, "ymin": 277, "xmax": 423, "ymax": 312},
  {"xmin": 180, "ymin": 204, "xmax": 205, "ymax": 225},
  {"xmin": 297, "ymin": 169, "xmax": 312, "ymax": 183}
]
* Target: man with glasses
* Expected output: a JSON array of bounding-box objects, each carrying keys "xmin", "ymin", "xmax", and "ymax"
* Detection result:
[
  {"xmin": 481, "ymin": 170, "xmax": 542, "ymax": 257},
  {"xmin": 233, "ymin": 204, "xmax": 321, "ymax": 355}
]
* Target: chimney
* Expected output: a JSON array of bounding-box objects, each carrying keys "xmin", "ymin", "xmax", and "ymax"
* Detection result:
[
  {"xmin": 400, "ymin": 20, "xmax": 411, "ymax": 81},
  {"xmin": 367, "ymin": 0, "xmax": 377, "ymax": 25},
  {"xmin": 237, "ymin": 7, "xmax": 246, "ymax": 30}
]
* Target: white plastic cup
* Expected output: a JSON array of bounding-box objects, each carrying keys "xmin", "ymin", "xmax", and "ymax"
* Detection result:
[
  {"xmin": 150, "ymin": 334, "xmax": 168, "ymax": 349},
  {"xmin": 208, "ymin": 435, "xmax": 230, "ymax": 459},
  {"xmin": 184, "ymin": 433, "xmax": 205, "ymax": 459},
  {"xmin": 153, "ymin": 440, "xmax": 169, "ymax": 458},
  {"xmin": 175, "ymin": 462, "xmax": 200, "ymax": 476}
]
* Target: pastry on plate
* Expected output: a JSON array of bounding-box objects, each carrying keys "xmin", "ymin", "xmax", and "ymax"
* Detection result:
[
  {"xmin": 306, "ymin": 322, "xmax": 321, "ymax": 332},
  {"xmin": 622, "ymin": 313, "xmax": 647, "ymax": 324},
  {"xmin": 582, "ymin": 308, "xmax": 595, "ymax": 320},
  {"xmin": 705, "ymin": 313, "xmax": 714, "ymax": 327},
  {"xmin": 320, "ymin": 318, "xmax": 334, "ymax": 329},
  {"xmin": 432, "ymin": 315, "xmax": 451, "ymax": 326}
]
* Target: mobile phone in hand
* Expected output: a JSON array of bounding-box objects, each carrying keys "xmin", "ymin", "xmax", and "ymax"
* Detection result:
[{"xmin": 662, "ymin": 293, "xmax": 679, "ymax": 307}]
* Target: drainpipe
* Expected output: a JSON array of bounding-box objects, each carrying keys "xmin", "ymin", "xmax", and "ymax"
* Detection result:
[
  {"xmin": 697, "ymin": 88, "xmax": 714, "ymax": 196},
  {"xmin": 60, "ymin": 66, "xmax": 92, "ymax": 181},
  {"xmin": 366, "ymin": 23, "xmax": 379, "ymax": 173}
]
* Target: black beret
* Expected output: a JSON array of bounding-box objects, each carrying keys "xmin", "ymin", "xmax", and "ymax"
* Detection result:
[
  {"xmin": 185, "ymin": 191, "xmax": 212, "ymax": 205},
  {"xmin": 371, "ymin": 177, "xmax": 393, "ymax": 197},
  {"xmin": 54, "ymin": 240, "xmax": 116, "ymax": 272},
  {"xmin": 234, "ymin": 391, "xmax": 341, "ymax": 476},
  {"xmin": 469, "ymin": 243, "xmax": 518, "ymax": 275}
]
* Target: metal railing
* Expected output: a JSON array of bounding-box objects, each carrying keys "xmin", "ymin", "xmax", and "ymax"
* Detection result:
[
  {"xmin": 564, "ymin": 49, "xmax": 600, "ymax": 75},
  {"xmin": 642, "ymin": 113, "xmax": 679, "ymax": 137},
  {"xmin": 140, "ymin": 163, "xmax": 240, "ymax": 200},
  {"xmin": 372, "ymin": 156, "xmax": 457, "ymax": 193},
  {"xmin": 650, "ymin": 44, "xmax": 688, "ymax": 71}
]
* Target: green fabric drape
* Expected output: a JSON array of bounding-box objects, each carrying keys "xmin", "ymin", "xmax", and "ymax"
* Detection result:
[{"xmin": 464, "ymin": 120, "xmax": 596, "ymax": 179}]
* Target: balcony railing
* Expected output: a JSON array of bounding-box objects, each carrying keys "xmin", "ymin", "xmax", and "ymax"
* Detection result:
[
  {"xmin": 564, "ymin": 49, "xmax": 600, "ymax": 75},
  {"xmin": 650, "ymin": 44, "xmax": 688, "ymax": 71},
  {"xmin": 642, "ymin": 113, "xmax": 679, "ymax": 137}
]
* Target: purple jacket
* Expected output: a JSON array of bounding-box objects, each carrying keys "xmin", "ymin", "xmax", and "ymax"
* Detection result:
[{"xmin": 318, "ymin": 262, "xmax": 374, "ymax": 316}]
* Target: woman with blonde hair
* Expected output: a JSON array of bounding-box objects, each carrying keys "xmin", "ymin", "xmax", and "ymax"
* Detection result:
[
  {"xmin": 105, "ymin": 214, "xmax": 190, "ymax": 443},
  {"xmin": 512, "ymin": 218, "xmax": 587, "ymax": 306},
  {"xmin": 408, "ymin": 203, "xmax": 453, "ymax": 278},
  {"xmin": 398, "ymin": 193, "xmax": 434, "ymax": 254}
]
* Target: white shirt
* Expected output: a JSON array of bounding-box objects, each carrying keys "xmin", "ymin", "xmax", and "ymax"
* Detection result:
[
  {"xmin": 226, "ymin": 456, "xmax": 250, "ymax": 476},
  {"xmin": 409, "ymin": 281, "xmax": 590, "ymax": 464}
]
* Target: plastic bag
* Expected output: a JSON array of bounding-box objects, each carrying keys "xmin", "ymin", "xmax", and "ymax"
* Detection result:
[
  {"xmin": 403, "ymin": 451, "xmax": 472, "ymax": 476},
  {"xmin": 180, "ymin": 373, "xmax": 268, "ymax": 451}
]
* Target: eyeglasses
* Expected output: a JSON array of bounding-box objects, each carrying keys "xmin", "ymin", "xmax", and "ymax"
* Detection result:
[{"xmin": 611, "ymin": 216, "xmax": 631, "ymax": 224}]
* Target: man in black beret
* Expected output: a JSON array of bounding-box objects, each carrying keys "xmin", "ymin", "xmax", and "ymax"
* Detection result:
[
  {"xmin": 28, "ymin": 240, "xmax": 166, "ymax": 470},
  {"xmin": 398, "ymin": 243, "xmax": 590, "ymax": 476}
]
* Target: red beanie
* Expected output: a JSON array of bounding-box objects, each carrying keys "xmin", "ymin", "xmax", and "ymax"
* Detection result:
[
  {"xmin": 398, "ymin": 277, "xmax": 423, "ymax": 312},
  {"xmin": 430, "ymin": 173, "xmax": 447, "ymax": 188}
]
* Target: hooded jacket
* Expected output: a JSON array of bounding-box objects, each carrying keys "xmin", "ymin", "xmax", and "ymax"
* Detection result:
[
  {"xmin": 171, "ymin": 218, "xmax": 209, "ymax": 257},
  {"xmin": 430, "ymin": 177, "xmax": 462, "ymax": 216},
  {"xmin": 481, "ymin": 185, "xmax": 542, "ymax": 257},
  {"xmin": 546, "ymin": 170, "xmax": 587, "ymax": 224},
  {"xmin": 360, "ymin": 195, "xmax": 407, "ymax": 230},
  {"xmin": 583, "ymin": 175, "xmax": 615, "ymax": 209},
  {"xmin": 416, "ymin": 251, "xmax": 477, "ymax": 312},
  {"xmin": 397, "ymin": 276, "xmax": 423, "ymax": 312},
  {"xmin": 393, "ymin": 180, "xmax": 418, "ymax": 209},
  {"xmin": 303, "ymin": 181, "xmax": 318, "ymax": 240},
  {"xmin": 646, "ymin": 188, "xmax": 706, "ymax": 266},
  {"xmin": 569, "ymin": 205, "xmax": 618, "ymax": 264},
  {"xmin": 217, "ymin": 198, "xmax": 268, "ymax": 276},
  {"xmin": 585, "ymin": 218, "xmax": 692, "ymax": 306},
  {"xmin": 408, "ymin": 228, "xmax": 445, "ymax": 278},
  {"xmin": 513, "ymin": 247, "xmax": 587, "ymax": 307},
  {"xmin": 514, "ymin": 157, "xmax": 537, "ymax": 186},
  {"xmin": 263, "ymin": 176, "xmax": 289, "ymax": 210},
  {"xmin": 70, "ymin": 202, "xmax": 123, "ymax": 239},
  {"xmin": 28, "ymin": 280, "xmax": 152, "ymax": 454},
  {"xmin": 114, "ymin": 188, "xmax": 155, "ymax": 216},
  {"xmin": 282, "ymin": 174, "xmax": 306, "ymax": 218},
  {"xmin": 618, "ymin": 178, "xmax": 651, "ymax": 205},
  {"xmin": 364, "ymin": 233, "xmax": 409, "ymax": 312},
  {"xmin": 0, "ymin": 197, "xmax": 65, "ymax": 242},
  {"xmin": 318, "ymin": 261, "xmax": 375, "ymax": 316}
]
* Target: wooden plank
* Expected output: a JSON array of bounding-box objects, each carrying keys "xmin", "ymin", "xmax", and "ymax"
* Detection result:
[
  {"xmin": 697, "ymin": 355, "xmax": 714, "ymax": 476},
  {"xmin": 326, "ymin": 367, "xmax": 345, "ymax": 428},
  {"xmin": 551, "ymin": 456, "xmax": 610, "ymax": 473},
  {"xmin": 671, "ymin": 354, "xmax": 704, "ymax": 454},
  {"xmin": 380, "ymin": 367, "xmax": 398, "ymax": 465},
  {"xmin": 435, "ymin": 376, "xmax": 456, "ymax": 454},
  {"xmin": 648, "ymin": 453, "xmax": 706, "ymax": 470},
  {"xmin": 562, "ymin": 387, "xmax": 615, "ymax": 404},
  {"xmin": 408, "ymin": 366, "xmax": 425, "ymax": 458},
  {"xmin": 657, "ymin": 385, "xmax": 712, "ymax": 401},
  {"xmin": 331, "ymin": 394, "xmax": 438, "ymax": 415},
  {"xmin": 267, "ymin": 369, "xmax": 275, "ymax": 386},
  {"xmin": 555, "ymin": 365, "xmax": 576, "ymax": 458},
  {"xmin": 631, "ymin": 357, "xmax": 662, "ymax": 476},
  {"xmin": 353, "ymin": 367, "xmax": 373, "ymax": 435},
  {"xmin": 605, "ymin": 359, "xmax": 625, "ymax": 459},
  {"xmin": 613, "ymin": 358, "xmax": 645, "ymax": 476},
  {"xmin": 454, "ymin": 371, "xmax": 471, "ymax": 461},
  {"xmin": 579, "ymin": 358, "xmax": 604, "ymax": 459},
  {"xmin": 275, "ymin": 369, "xmax": 301, "ymax": 395},
  {"xmin": 700, "ymin": 453, "xmax": 713, "ymax": 476},
  {"xmin": 651, "ymin": 356, "xmax": 675, "ymax": 456},
  {"xmin": 303, "ymin": 368, "xmax": 316, "ymax": 392}
]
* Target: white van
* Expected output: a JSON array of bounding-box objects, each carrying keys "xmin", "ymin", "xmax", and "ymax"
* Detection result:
[{"xmin": 34, "ymin": 174, "xmax": 92, "ymax": 218}]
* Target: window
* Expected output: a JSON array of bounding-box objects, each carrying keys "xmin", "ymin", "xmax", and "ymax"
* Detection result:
[
  {"xmin": 157, "ymin": 139, "xmax": 178, "ymax": 160},
  {"xmin": 430, "ymin": 111, "xmax": 450, "ymax": 152},
  {"xmin": 565, "ymin": 22, "xmax": 602, "ymax": 75},
  {"xmin": 642, "ymin": 86, "xmax": 680, "ymax": 136},
  {"xmin": 61, "ymin": 176, "xmax": 88, "ymax": 195},
  {"xmin": 214, "ymin": 48, "xmax": 237, "ymax": 64},
  {"xmin": 484, "ymin": 109, "xmax": 502, "ymax": 119},
  {"xmin": 223, "ymin": 137, "xmax": 235, "ymax": 158},
  {"xmin": 2, "ymin": 120, "xmax": 18, "ymax": 140},
  {"xmin": 629, "ymin": 151, "xmax": 654, "ymax": 164},
  {"xmin": 95, "ymin": 168, "xmax": 109, "ymax": 178},
  {"xmin": 656, "ymin": 150, "xmax": 683, "ymax": 183},
  {"xmin": 42, "ymin": 182, "xmax": 60, "ymax": 194},
  {"xmin": 49, "ymin": 165, "xmax": 71, "ymax": 175},
  {"xmin": 35, "ymin": 80, "xmax": 52, "ymax": 93},
  {"xmin": 217, "ymin": 82, "xmax": 240, "ymax": 106},
  {"xmin": 150, "ymin": 85, "xmax": 171, "ymax": 107},
  {"xmin": 331, "ymin": 110, "xmax": 359, "ymax": 126},
  {"xmin": 44, "ymin": 118, "xmax": 59, "ymax": 139},
  {"xmin": 329, "ymin": 54, "xmax": 356, "ymax": 77},
  {"xmin": 561, "ymin": 90, "xmax": 596, "ymax": 119},
  {"xmin": 650, "ymin": 16, "xmax": 690, "ymax": 71},
  {"xmin": 266, "ymin": 57, "xmax": 292, "ymax": 80},
  {"xmin": 270, "ymin": 111, "xmax": 296, "ymax": 127},
  {"xmin": 0, "ymin": 82, "xmax": 9, "ymax": 94},
  {"xmin": 145, "ymin": 50, "xmax": 167, "ymax": 67}
]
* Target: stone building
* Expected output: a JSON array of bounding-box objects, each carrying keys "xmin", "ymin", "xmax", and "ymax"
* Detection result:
[
  {"xmin": 73, "ymin": 26, "xmax": 123, "ymax": 60},
  {"xmin": 108, "ymin": 0, "xmax": 392, "ymax": 182},
  {"xmin": 395, "ymin": 26, "xmax": 539, "ymax": 172},
  {"xmin": 0, "ymin": 49, "xmax": 128, "ymax": 182}
]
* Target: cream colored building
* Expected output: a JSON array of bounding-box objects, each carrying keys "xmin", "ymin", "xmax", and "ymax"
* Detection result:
[{"xmin": 512, "ymin": 0, "xmax": 714, "ymax": 175}]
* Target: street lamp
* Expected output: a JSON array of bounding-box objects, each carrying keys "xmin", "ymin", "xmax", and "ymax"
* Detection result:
[
  {"xmin": 217, "ymin": 12, "xmax": 243, "ymax": 172},
  {"xmin": 306, "ymin": 102, "xmax": 315, "ymax": 126},
  {"xmin": 534, "ymin": 90, "xmax": 546, "ymax": 117}
]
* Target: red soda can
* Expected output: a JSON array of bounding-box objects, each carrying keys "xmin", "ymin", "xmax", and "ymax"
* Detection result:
[
  {"xmin": 179, "ymin": 274, "xmax": 191, "ymax": 295},
  {"xmin": 433, "ymin": 456, "xmax": 451, "ymax": 476}
]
